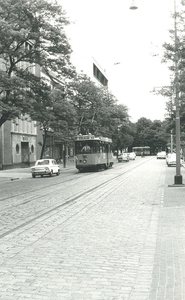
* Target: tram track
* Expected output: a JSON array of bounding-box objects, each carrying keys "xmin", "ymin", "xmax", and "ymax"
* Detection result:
[
  {"xmin": 0, "ymin": 172, "xmax": 89, "ymax": 202},
  {"xmin": 0, "ymin": 157, "xmax": 153, "ymax": 239}
]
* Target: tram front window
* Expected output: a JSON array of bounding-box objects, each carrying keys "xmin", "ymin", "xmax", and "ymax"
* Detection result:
[
  {"xmin": 82, "ymin": 143, "xmax": 91, "ymax": 152},
  {"xmin": 75, "ymin": 141, "xmax": 100, "ymax": 154}
]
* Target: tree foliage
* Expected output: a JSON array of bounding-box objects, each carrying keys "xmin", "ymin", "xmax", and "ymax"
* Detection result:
[
  {"xmin": 66, "ymin": 74, "xmax": 130, "ymax": 150},
  {"xmin": 1, "ymin": 0, "xmax": 170, "ymax": 158},
  {"xmin": 132, "ymin": 118, "xmax": 168, "ymax": 153},
  {"xmin": 30, "ymin": 85, "xmax": 78, "ymax": 158},
  {"xmin": 157, "ymin": 2, "xmax": 185, "ymax": 134},
  {"xmin": 0, "ymin": 0, "xmax": 75, "ymax": 127}
]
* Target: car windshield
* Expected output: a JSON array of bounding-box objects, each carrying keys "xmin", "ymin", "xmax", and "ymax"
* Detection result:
[{"xmin": 36, "ymin": 160, "xmax": 50, "ymax": 165}]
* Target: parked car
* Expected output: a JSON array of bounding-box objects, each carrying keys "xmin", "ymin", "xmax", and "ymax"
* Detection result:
[
  {"xmin": 128, "ymin": 152, "xmax": 136, "ymax": 160},
  {"xmin": 118, "ymin": 153, "xmax": 129, "ymax": 162},
  {"xmin": 31, "ymin": 159, "xmax": 60, "ymax": 178},
  {"xmin": 157, "ymin": 151, "xmax": 166, "ymax": 159},
  {"xmin": 166, "ymin": 153, "xmax": 182, "ymax": 167}
]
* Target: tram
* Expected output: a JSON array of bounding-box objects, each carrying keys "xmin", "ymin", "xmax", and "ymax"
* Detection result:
[
  {"xmin": 132, "ymin": 146, "xmax": 150, "ymax": 156},
  {"xmin": 75, "ymin": 134, "xmax": 114, "ymax": 171}
]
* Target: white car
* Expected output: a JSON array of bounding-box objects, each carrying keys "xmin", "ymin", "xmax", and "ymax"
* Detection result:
[
  {"xmin": 157, "ymin": 151, "xmax": 166, "ymax": 159},
  {"xmin": 118, "ymin": 153, "xmax": 129, "ymax": 162},
  {"xmin": 166, "ymin": 153, "xmax": 182, "ymax": 167},
  {"xmin": 31, "ymin": 159, "xmax": 60, "ymax": 178},
  {"xmin": 128, "ymin": 152, "xmax": 136, "ymax": 160}
]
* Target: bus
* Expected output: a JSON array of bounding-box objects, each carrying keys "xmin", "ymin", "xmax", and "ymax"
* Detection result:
[
  {"xmin": 132, "ymin": 146, "xmax": 150, "ymax": 156},
  {"xmin": 75, "ymin": 134, "xmax": 114, "ymax": 171}
]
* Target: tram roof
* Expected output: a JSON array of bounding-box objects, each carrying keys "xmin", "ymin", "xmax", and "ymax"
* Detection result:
[{"xmin": 75, "ymin": 134, "xmax": 112, "ymax": 143}]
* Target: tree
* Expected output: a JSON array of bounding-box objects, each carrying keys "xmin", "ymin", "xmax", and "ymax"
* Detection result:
[
  {"xmin": 31, "ymin": 86, "xmax": 77, "ymax": 159},
  {"xmin": 132, "ymin": 118, "xmax": 168, "ymax": 154},
  {"xmin": 66, "ymin": 74, "xmax": 103, "ymax": 135},
  {"xmin": 157, "ymin": 2, "xmax": 185, "ymax": 134},
  {"xmin": 0, "ymin": 0, "xmax": 75, "ymax": 127},
  {"xmin": 66, "ymin": 74, "xmax": 131, "ymax": 150}
]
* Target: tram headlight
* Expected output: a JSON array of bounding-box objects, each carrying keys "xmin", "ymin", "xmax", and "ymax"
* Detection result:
[{"xmin": 83, "ymin": 159, "xmax": 87, "ymax": 164}]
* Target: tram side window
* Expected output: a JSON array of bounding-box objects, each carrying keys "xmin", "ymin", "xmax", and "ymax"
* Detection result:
[
  {"xmin": 100, "ymin": 142, "xmax": 102, "ymax": 153},
  {"xmin": 100, "ymin": 142, "xmax": 106, "ymax": 153},
  {"xmin": 93, "ymin": 141, "xmax": 100, "ymax": 153},
  {"xmin": 108, "ymin": 144, "xmax": 111, "ymax": 153}
]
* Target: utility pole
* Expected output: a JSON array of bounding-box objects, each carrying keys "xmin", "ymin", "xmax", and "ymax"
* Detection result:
[
  {"xmin": 174, "ymin": 0, "xmax": 183, "ymax": 184},
  {"xmin": 171, "ymin": 130, "xmax": 173, "ymax": 154}
]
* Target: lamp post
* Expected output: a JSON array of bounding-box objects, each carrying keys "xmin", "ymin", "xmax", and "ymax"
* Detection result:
[
  {"xmin": 173, "ymin": 0, "xmax": 183, "ymax": 184},
  {"xmin": 171, "ymin": 130, "xmax": 174, "ymax": 154},
  {"xmin": 129, "ymin": 0, "xmax": 138, "ymax": 10},
  {"xmin": 130, "ymin": 0, "xmax": 183, "ymax": 185}
]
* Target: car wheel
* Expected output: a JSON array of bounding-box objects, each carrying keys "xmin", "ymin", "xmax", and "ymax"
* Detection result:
[
  {"xmin": 41, "ymin": 175, "xmax": 43, "ymax": 178},
  {"xmin": 50, "ymin": 170, "xmax": 53, "ymax": 177},
  {"xmin": 32, "ymin": 174, "xmax": 35, "ymax": 178},
  {"xmin": 56, "ymin": 170, "xmax": 60, "ymax": 176}
]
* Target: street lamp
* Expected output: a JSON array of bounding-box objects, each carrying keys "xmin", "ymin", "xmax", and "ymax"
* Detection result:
[
  {"xmin": 129, "ymin": 0, "xmax": 138, "ymax": 10},
  {"xmin": 130, "ymin": 0, "xmax": 183, "ymax": 185},
  {"xmin": 171, "ymin": 130, "xmax": 174, "ymax": 154},
  {"xmin": 173, "ymin": 0, "xmax": 183, "ymax": 185}
]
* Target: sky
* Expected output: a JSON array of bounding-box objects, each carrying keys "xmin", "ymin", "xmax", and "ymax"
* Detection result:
[{"xmin": 58, "ymin": 0, "xmax": 178, "ymax": 122}]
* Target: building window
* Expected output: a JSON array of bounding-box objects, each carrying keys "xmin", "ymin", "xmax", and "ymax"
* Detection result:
[
  {"xmin": 93, "ymin": 63, "xmax": 108, "ymax": 86},
  {"xmin": 16, "ymin": 144, "xmax": 19, "ymax": 154}
]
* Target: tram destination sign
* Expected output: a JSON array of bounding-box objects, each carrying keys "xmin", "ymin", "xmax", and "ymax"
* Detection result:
[
  {"xmin": 75, "ymin": 134, "xmax": 95, "ymax": 140},
  {"xmin": 75, "ymin": 134, "xmax": 112, "ymax": 143}
]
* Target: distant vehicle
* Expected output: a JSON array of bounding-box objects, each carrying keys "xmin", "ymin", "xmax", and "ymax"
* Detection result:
[
  {"xmin": 31, "ymin": 159, "xmax": 60, "ymax": 178},
  {"xmin": 132, "ymin": 146, "xmax": 150, "ymax": 156},
  {"xmin": 75, "ymin": 134, "xmax": 114, "ymax": 172},
  {"xmin": 157, "ymin": 151, "xmax": 166, "ymax": 159},
  {"xmin": 128, "ymin": 152, "xmax": 136, "ymax": 160},
  {"xmin": 166, "ymin": 153, "xmax": 183, "ymax": 167},
  {"xmin": 118, "ymin": 153, "xmax": 129, "ymax": 162}
]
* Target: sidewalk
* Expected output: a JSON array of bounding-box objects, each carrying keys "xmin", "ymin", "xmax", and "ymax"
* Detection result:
[{"xmin": 148, "ymin": 165, "xmax": 185, "ymax": 300}]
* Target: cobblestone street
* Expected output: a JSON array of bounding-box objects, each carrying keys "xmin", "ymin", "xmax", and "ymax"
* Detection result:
[{"xmin": 0, "ymin": 158, "xmax": 185, "ymax": 299}]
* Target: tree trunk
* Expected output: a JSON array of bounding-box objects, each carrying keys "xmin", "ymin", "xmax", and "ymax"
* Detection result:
[
  {"xmin": 40, "ymin": 129, "xmax": 47, "ymax": 159},
  {"xmin": 63, "ymin": 143, "xmax": 66, "ymax": 168}
]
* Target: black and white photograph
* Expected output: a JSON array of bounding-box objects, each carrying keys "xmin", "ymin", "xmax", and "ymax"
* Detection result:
[{"xmin": 0, "ymin": 0, "xmax": 185, "ymax": 299}]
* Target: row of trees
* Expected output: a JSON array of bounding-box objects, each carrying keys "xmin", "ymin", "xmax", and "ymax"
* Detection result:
[
  {"xmin": 0, "ymin": 0, "xmax": 178, "ymax": 157},
  {"xmin": 0, "ymin": 0, "xmax": 132, "ymax": 155}
]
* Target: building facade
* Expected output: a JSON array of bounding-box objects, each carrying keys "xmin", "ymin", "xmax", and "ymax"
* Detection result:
[
  {"xmin": 0, "ymin": 49, "xmax": 108, "ymax": 169},
  {"xmin": 71, "ymin": 55, "xmax": 109, "ymax": 87},
  {"xmin": 0, "ymin": 115, "xmax": 44, "ymax": 170}
]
